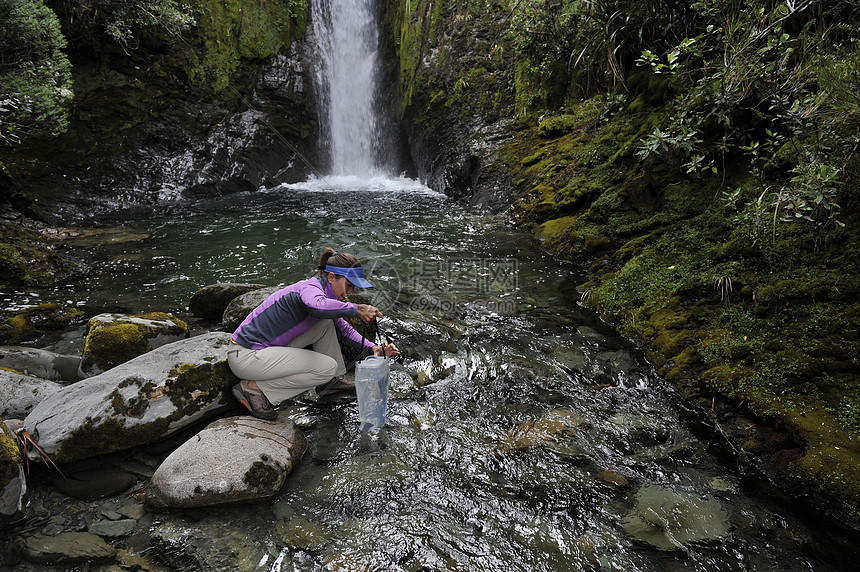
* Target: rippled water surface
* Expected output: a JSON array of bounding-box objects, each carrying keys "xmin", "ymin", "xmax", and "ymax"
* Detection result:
[{"xmin": 19, "ymin": 178, "xmax": 860, "ymax": 570}]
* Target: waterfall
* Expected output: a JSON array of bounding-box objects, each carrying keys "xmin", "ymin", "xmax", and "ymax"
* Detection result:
[{"xmin": 310, "ymin": 0, "xmax": 383, "ymax": 177}]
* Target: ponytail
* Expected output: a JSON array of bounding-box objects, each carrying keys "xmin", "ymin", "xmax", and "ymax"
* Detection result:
[{"xmin": 318, "ymin": 247, "xmax": 361, "ymax": 272}]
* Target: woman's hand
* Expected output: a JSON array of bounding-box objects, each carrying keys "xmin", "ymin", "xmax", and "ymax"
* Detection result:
[
  {"xmin": 357, "ymin": 304, "xmax": 383, "ymax": 323},
  {"xmin": 373, "ymin": 341, "xmax": 400, "ymax": 356}
]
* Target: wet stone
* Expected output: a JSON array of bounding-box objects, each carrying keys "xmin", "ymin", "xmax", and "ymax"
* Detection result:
[
  {"xmin": 117, "ymin": 502, "xmax": 146, "ymax": 520},
  {"xmin": 596, "ymin": 470, "xmax": 630, "ymax": 489},
  {"xmin": 88, "ymin": 518, "xmax": 137, "ymax": 538},
  {"xmin": 275, "ymin": 517, "xmax": 333, "ymax": 551},
  {"xmin": 621, "ymin": 484, "xmax": 730, "ymax": 551},
  {"xmin": 25, "ymin": 531, "xmax": 117, "ymax": 564}
]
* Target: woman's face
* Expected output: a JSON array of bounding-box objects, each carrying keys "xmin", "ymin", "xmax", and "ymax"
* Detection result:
[{"xmin": 328, "ymin": 273, "xmax": 354, "ymax": 301}]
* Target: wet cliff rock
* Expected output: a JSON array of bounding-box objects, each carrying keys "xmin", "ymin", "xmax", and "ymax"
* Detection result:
[{"xmin": 0, "ymin": 1, "xmax": 318, "ymax": 223}]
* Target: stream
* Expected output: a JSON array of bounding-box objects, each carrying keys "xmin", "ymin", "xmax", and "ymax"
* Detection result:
[{"xmin": 7, "ymin": 176, "xmax": 859, "ymax": 570}]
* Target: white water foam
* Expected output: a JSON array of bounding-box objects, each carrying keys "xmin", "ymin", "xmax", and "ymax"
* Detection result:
[{"xmin": 278, "ymin": 174, "xmax": 445, "ymax": 197}]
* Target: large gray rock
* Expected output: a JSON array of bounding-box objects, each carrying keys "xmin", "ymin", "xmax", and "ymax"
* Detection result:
[
  {"xmin": 80, "ymin": 312, "xmax": 190, "ymax": 377},
  {"xmin": 189, "ymin": 283, "xmax": 267, "ymax": 321},
  {"xmin": 23, "ymin": 332, "xmax": 238, "ymax": 464},
  {"xmin": 0, "ymin": 346, "xmax": 81, "ymax": 382},
  {"xmin": 1, "ymin": 420, "xmax": 26, "ymax": 518},
  {"xmin": 222, "ymin": 286, "xmax": 280, "ymax": 333},
  {"xmin": 146, "ymin": 415, "xmax": 307, "ymax": 508},
  {"xmin": 0, "ymin": 369, "xmax": 64, "ymax": 419}
]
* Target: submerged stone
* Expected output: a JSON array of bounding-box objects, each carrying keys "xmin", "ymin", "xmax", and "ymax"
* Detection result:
[
  {"xmin": 620, "ymin": 484, "xmax": 730, "ymax": 550},
  {"xmin": 495, "ymin": 408, "xmax": 590, "ymax": 454},
  {"xmin": 50, "ymin": 468, "xmax": 137, "ymax": 501},
  {"xmin": 24, "ymin": 531, "xmax": 116, "ymax": 564},
  {"xmin": 275, "ymin": 517, "xmax": 332, "ymax": 551}
]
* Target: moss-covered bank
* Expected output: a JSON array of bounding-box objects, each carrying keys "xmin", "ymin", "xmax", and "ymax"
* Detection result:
[
  {"xmin": 386, "ymin": 0, "xmax": 860, "ymax": 526},
  {"xmin": 503, "ymin": 96, "xmax": 860, "ymax": 523}
]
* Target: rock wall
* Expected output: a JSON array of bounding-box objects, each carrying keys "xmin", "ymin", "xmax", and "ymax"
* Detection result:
[
  {"xmin": 0, "ymin": 0, "xmax": 318, "ymax": 223},
  {"xmin": 382, "ymin": 0, "xmax": 519, "ymax": 211}
]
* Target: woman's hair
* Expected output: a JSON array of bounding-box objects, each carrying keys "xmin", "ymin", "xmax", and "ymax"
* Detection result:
[{"xmin": 318, "ymin": 247, "xmax": 361, "ymax": 271}]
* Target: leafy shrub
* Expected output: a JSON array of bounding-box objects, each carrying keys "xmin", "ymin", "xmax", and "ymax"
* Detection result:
[{"xmin": 0, "ymin": 0, "xmax": 73, "ymax": 144}]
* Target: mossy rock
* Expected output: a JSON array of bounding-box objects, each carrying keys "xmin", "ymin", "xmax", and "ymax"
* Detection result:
[
  {"xmin": 80, "ymin": 312, "xmax": 189, "ymax": 376},
  {"xmin": 189, "ymin": 282, "xmax": 267, "ymax": 321},
  {"xmin": 0, "ymin": 304, "xmax": 83, "ymax": 345},
  {"xmin": 0, "ymin": 420, "xmax": 22, "ymax": 488},
  {"xmin": 1, "ymin": 419, "xmax": 25, "ymax": 517}
]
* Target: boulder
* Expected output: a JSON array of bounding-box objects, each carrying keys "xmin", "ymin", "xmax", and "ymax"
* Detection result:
[
  {"xmin": 23, "ymin": 332, "xmax": 238, "ymax": 464},
  {"xmin": 0, "ymin": 369, "xmax": 64, "ymax": 418},
  {"xmin": 0, "ymin": 346, "xmax": 81, "ymax": 382},
  {"xmin": 1, "ymin": 420, "xmax": 26, "ymax": 518},
  {"xmin": 146, "ymin": 415, "xmax": 306, "ymax": 508},
  {"xmin": 222, "ymin": 286, "xmax": 279, "ymax": 332},
  {"xmin": 80, "ymin": 312, "xmax": 190, "ymax": 377},
  {"xmin": 189, "ymin": 283, "xmax": 267, "ymax": 321}
]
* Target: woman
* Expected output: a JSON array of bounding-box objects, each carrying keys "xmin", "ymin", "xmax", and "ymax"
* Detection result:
[{"xmin": 228, "ymin": 248, "xmax": 399, "ymax": 420}]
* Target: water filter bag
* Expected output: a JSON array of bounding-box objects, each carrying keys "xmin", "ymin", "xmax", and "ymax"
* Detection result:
[{"xmin": 354, "ymin": 356, "xmax": 390, "ymax": 432}]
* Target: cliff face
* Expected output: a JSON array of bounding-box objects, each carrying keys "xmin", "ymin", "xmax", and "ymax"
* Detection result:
[
  {"xmin": 0, "ymin": 0, "xmax": 317, "ymax": 222},
  {"xmin": 382, "ymin": 0, "xmax": 520, "ymax": 212}
]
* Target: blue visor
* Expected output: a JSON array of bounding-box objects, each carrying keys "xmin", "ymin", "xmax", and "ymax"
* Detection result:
[{"xmin": 324, "ymin": 265, "xmax": 373, "ymax": 288}]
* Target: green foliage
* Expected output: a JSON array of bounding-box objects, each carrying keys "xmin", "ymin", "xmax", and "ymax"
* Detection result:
[
  {"xmin": 47, "ymin": 0, "xmax": 195, "ymax": 53},
  {"xmin": 510, "ymin": 0, "xmax": 699, "ymax": 114},
  {"xmin": 0, "ymin": 0, "xmax": 73, "ymax": 145},
  {"xmin": 635, "ymin": 0, "xmax": 860, "ymax": 178}
]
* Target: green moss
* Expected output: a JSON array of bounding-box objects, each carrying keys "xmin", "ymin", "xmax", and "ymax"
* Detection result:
[
  {"xmin": 56, "ymin": 360, "xmax": 236, "ymax": 463},
  {"xmin": 1, "ymin": 420, "xmax": 23, "ymax": 487},
  {"xmin": 84, "ymin": 323, "xmax": 149, "ymax": 372},
  {"xmin": 183, "ymin": 0, "xmax": 308, "ymax": 93},
  {"xmin": 82, "ymin": 313, "xmax": 190, "ymax": 373},
  {"xmin": 493, "ymin": 57, "xmax": 860, "ymax": 522}
]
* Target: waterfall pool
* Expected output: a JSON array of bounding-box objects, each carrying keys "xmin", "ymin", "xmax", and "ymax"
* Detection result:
[{"xmin": 7, "ymin": 178, "xmax": 859, "ymax": 571}]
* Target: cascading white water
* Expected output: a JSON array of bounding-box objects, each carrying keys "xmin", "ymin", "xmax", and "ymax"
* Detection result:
[{"xmin": 311, "ymin": 0, "xmax": 382, "ymax": 177}]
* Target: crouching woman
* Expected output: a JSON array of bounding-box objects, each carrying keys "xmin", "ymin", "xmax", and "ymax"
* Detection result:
[{"xmin": 227, "ymin": 248, "xmax": 399, "ymax": 420}]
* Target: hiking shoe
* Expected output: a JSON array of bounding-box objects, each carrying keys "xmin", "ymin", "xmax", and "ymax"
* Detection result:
[
  {"xmin": 232, "ymin": 381, "xmax": 278, "ymax": 420},
  {"xmin": 315, "ymin": 376, "xmax": 357, "ymax": 397}
]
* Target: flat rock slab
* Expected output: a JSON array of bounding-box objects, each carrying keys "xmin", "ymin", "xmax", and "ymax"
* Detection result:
[
  {"xmin": 24, "ymin": 332, "xmax": 237, "ymax": 464},
  {"xmin": 146, "ymin": 415, "xmax": 307, "ymax": 508},
  {"xmin": 25, "ymin": 531, "xmax": 117, "ymax": 564}
]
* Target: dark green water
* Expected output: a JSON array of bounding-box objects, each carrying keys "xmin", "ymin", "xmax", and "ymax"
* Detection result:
[{"xmin": 11, "ymin": 177, "xmax": 860, "ymax": 570}]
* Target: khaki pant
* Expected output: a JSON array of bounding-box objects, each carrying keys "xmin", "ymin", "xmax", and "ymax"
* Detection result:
[{"xmin": 227, "ymin": 319, "xmax": 345, "ymax": 405}]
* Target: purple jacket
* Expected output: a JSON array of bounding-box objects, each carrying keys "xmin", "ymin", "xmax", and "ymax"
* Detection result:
[{"xmin": 231, "ymin": 276, "xmax": 375, "ymax": 351}]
